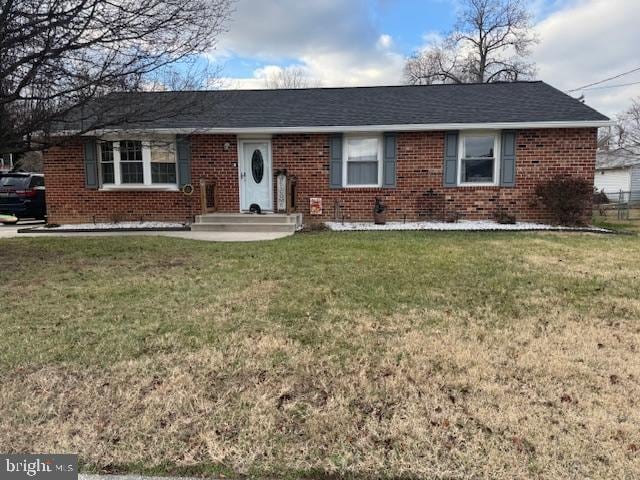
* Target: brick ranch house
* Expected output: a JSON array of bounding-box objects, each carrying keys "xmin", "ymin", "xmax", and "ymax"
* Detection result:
[{"xmin": 44, "ymin": 81, "xmax": 610, "ymax": 226}]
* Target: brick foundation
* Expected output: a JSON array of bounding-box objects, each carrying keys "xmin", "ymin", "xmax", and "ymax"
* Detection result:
[{"xmin": 43, "ymin": 128, "xmax": 597, "ymax": 224}]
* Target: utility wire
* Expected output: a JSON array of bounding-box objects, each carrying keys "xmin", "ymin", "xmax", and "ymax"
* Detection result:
[
  {"xmin": 579, "ymin": 80, "xmax": 640, "ymax": 91},
  {"xmin": 566, "ymin": 66, "xmax": 640, "ymax": 92}
]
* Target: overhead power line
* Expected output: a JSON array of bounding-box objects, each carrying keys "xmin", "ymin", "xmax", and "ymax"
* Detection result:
[
  {"xmin": 579, "ymin": 80, "xmax": 640, "ymax": 91},
  {"xmin": 566, "ymin": 66, "xmax": 640, "ymax": 92}
]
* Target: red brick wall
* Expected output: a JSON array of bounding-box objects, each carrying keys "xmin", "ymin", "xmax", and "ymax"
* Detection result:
[
  {"xmin": 43, "ymin": 128, "xmax": 597, "ymax": 224},
  {"xmin": 273, "ymin": 128, "xmax": 597, "ymax": 223},
  {"xmin": 43, "ymin": 135, "xmax": 238, "ymax": 224},
  {"xmin": 191, "ymin": 134, "xmax": 239, "ymax": 213}
]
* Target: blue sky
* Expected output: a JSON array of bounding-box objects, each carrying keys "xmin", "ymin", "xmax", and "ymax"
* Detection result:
[
  {"xmin": 207, "ymin": 0, "xmax": 640, "ymax": 116},
  {"xmin": 218, "ymin": 0, "xmax": 457, "ymax": 79},
  {"xmin": 218, "ymin": 0, "xmax": 565, "ymax": 79}
]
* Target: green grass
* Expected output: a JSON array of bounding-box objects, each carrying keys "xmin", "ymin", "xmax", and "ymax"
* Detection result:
[
  {"xmin": 0, "ymin": 231, "xmax": 623, "ymax": 368},
  {"xmin": 1, "ymin": 231, "xmax": 639, "ymax": 479},
  {"xmin": 0, "ymin": 231, "xmax": 632, "ymax": 369},
  {"xmin": 593, "ymin": 208, "xmax": 640, "ymax": 233}
]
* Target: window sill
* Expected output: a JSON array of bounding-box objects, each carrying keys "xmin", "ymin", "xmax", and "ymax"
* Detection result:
[
  {"xmin": 99, "ymin": 185, "xmax": 179, "ymax": 192},
  {"xmin": 343, "ymin": 184, "xmax": 383, "ymax": 189},
  {"xmin": 457, "ymin": 182, "xmax": 499, "ymax": 188}
]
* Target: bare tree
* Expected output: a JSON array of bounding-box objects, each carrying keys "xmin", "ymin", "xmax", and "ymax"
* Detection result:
[
  {"xmin": 617, "ymin": 98, "xmax": 640, "ymax": 151},
  {"xmin": 264, "ymin": 67, "xmax": 318, "ymax": 89},
  {"xmin": 404, "ymin": 0, "xmax": 537, "ymax": 85},
  {"xmin": 598, "ymin": 124, "xmax": 625, "ymax": 151},
  {"xmin": 14, "ymin": 151, "xmax": 43, "ymax": 172},
  {"xmin": 597, "ymin": 98, "xmax": 640, "ymax": 152},
  {"xmin": 0, "ymin": 0, "xmax": 233, "ymax": 154}
]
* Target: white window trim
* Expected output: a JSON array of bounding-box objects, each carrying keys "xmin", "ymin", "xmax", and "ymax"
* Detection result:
[
  {"xmin": 99, "ymin": 185, "xmax": 180, "ymax": 192},
  {"xmin": 97, "ymin": 137, "xmax": 178, "ymax": 190},
  {"xmin": 342, "ymin": 134, "xmax": 384, "ymax": 188},
  {"xmin": 457, "ymin": 130, "xmax": 501, "ymax": 187}
]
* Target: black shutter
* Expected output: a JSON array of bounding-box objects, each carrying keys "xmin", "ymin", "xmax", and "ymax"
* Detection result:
[
  {"xmin": 382, "ymin": 133, "xmax": 397, "ymax": 188},
  {"xmin": 329, "ymin": 134, "xmax": 343, "ymax": 188},
  {"xmin": 500, "ymin": 130, "xmax": 517, "ymax": 187},
  {"xmin": 84, "ymin": 139, "xmax": 98, "ymax": 189},
  {"xmin": 176, "ymin": 135, "xmax": 191, "ymax": 187},
  {"xmin": 443, "ymin": 131, "xmax": 458, "ymax": 187}
]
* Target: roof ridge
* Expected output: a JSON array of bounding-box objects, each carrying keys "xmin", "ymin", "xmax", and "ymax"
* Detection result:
[{"xmin": 116, "ymin": 80, "xmax": 545, "ymax": 95}]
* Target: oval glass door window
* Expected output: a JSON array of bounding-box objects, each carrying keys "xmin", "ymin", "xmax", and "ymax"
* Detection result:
[{"xmin": 251, "ymin": 149, "xmax": 264, "ymax": 183}]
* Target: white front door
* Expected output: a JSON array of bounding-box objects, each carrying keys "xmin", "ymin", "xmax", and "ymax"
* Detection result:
[{"xmin": 239, "ymin": 140, "xmax": 272, "ymax": 211}]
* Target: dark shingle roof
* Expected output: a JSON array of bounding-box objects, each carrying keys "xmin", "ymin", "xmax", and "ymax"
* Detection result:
[{"xmin": 64, "ymin": 81, "xmax": 609, "ymax": 132}]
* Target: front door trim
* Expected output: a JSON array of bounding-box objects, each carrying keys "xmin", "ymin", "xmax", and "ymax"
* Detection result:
[{"xmin": 238, "ymin": 138, "xmax": 273, "ymax": 212}]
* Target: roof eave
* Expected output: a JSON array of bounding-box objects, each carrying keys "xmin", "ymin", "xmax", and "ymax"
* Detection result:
[{"xmin": 56, "ymin": 119, "xmax": 614, "ymax": 136}]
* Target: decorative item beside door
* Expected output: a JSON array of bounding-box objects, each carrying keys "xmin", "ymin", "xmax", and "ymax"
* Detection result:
[
  {"xmin": 275, "ymin": 169, "xmax": 297, "ymax": 213},
  {"xmin": 199, "ymin": 179, "xmax": 216, "ymax": 214},
  {"xmin": 310, "ymin": 197, "xmax": 322, "ymax": 215},
  {"xmin": 286, "ymin": 176, "xmax": 297, "ymax": 213},
  {"xmin": 373, "ymin": 197, "xmax": 387, "ymax": 225},
  {"xmin": 276, "ymin": 170, "xmax": 287, "ymax": 212}
]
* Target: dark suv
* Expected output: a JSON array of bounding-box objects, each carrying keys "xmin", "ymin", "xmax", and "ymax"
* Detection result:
[{"xmin": 0, "ymin": 173, "xmax": 46, "ymax": 221}]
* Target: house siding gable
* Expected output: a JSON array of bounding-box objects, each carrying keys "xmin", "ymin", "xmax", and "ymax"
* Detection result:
[{"xmin": 631, "ymin": 165, "xmax": 640, "ymax": 203}]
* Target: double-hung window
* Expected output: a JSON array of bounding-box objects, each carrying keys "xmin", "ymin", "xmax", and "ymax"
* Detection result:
[
  {"xmin": 119, "ymin": 140, "xmax": 144, "ymax": 184},
  {"xmin": 458, "ymin": 132, "xmax": 500, "ymax": 186},
  {"xmin": 150, "ymin": 141, "xmax": 177, "ymax": 184},
  {"xmin": 343, "ymin": 136, "xmax": 382, "ymax": 187},
  {"xmin": 100, "ymin": 142, "xmax": 115, "ymax": 184},
  {"xmin": 97, "ymin": 137, "xmax": 178, "ymax": 188}
]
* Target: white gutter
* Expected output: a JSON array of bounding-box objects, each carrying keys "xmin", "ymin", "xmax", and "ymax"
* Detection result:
[{"xmin": 61, "ymin": 120, "xmax": 613, "ymax": 136}]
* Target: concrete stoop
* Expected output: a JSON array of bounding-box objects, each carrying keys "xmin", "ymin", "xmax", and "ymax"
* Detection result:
[{"xmin": 191, "ymin": 213, "xmax": 302, "ymax": 233}]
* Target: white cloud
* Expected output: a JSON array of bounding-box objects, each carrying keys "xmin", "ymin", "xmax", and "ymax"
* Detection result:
[
  {"xmin": 376, "ymin": 34, "xmax": 393, "ymax": 50},
  {"xmin": 420, "ymin": 31, "xmax": 444, "ymax": 48},
  {"xmin": 408, "ymin": 1, "xmax": 639, "ymax": 117},
  {"xmin": 220, "ymin": 64, "xmax": 315, "ymax": 89},
  {"xmin": 301, "ymin": 50, "xmax": 403, "ymax": 87},
  {"xmin": 215, "ymin": 0, "xmax": 404, "ymax": 89},
  {"xmin": 215, "ymin": 0, "xmax": 639, "ymax": 118},
  {"xmin": 533, "ymin": 0, "xmax": 640, "ymax": 116}
]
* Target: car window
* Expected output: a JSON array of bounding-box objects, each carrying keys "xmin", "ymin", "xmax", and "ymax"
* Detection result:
[
  {"xmin": 0, "ymin": 176, "xmax": 29, "ymax": 188},
  {"xmin": 29, "ymin": 176, "xmax": 44, "ymax": 188}
]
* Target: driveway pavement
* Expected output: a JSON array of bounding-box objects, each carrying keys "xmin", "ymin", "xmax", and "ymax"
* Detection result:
[
  {"xmin": 0, "ymin": 221, "xmax": 291, "ymax": 242},
  {"xmin": 0, "ymin": 220, "xmax": 43, "ymax": 238}
]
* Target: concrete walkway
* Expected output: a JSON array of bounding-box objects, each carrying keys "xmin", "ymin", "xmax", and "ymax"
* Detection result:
[{"xmin": 0, "ymin": 222, "xmax": 292, "ymax": 242}]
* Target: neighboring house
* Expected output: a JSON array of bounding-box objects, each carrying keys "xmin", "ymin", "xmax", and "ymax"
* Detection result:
[
  {"xmin": 595, "ymin": 148, "xmax": 640, "ymax": 204},
  {"xmin": 0, "ymin": 153, "xmax": 13, "ymax": 173},
  {"xmin": 43, "ymin": 81, "xmax": 609, "ymax": 226}
]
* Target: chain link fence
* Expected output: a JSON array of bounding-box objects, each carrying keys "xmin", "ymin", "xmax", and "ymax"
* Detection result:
[{"xmin": 594, "ymin": 190, "xmax": 640, "ymax": 220}]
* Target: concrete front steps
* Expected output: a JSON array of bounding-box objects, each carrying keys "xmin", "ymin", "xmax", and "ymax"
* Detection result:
[{"xmin": 191, "ymin": 213, "xmax": 303, "ymax": 233}]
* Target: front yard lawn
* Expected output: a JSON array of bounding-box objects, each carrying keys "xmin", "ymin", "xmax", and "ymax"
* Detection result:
[
  {"xmin": 593, "ymin": 208, "xmax": 640, "ymax": 233},
  {"xmin": 1, "ymin": 231, "xmax": 639, "ymax": 479}
]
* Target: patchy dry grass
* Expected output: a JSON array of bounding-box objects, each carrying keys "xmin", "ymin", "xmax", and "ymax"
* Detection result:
[
  {"xmin": 593, "ymin": 208, "xmax": 640, "ymax": 233},
  {"xmin": 0, "ymin": 232, "xmax": 639, "ymax": 479}
]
